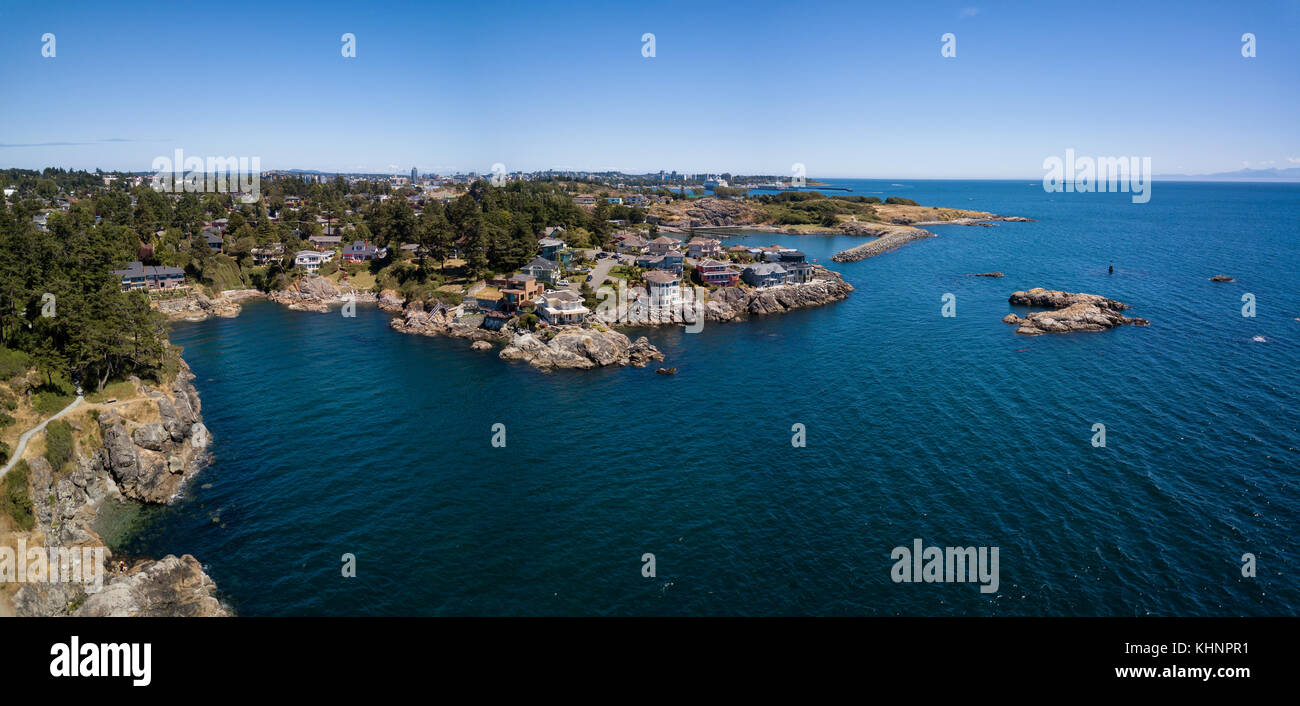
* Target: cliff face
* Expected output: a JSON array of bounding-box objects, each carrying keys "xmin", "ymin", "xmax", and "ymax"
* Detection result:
[
  {"xmin": 269, "ymin": 275, "xmax": 374, "ymax": 312},
  {"xmin": 11, "ymin": 360, "xmax": 229, "ymax": 617},
  {"xmin": 704, "ymin": 266, "xmax": 854, "ymax": 321},
  {"xmin": 499, "ymin": 329, "xmax": 663, "ymax": 370}
]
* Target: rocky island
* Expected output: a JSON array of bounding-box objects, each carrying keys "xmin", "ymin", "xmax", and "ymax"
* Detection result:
[{"xmin": 1001, "ymin": 288, "xmax": 1150, "ymax": 336}]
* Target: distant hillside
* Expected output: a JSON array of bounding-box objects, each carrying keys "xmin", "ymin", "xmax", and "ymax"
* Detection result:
[{"xmin": 1154, "ymin": 167, "xmax": 1300, "ymax": 181}]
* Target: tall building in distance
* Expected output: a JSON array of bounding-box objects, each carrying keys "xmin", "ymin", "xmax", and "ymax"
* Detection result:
[{"xmin": 410, "ymin": 167, "xmax": 418, "ymax": 183}]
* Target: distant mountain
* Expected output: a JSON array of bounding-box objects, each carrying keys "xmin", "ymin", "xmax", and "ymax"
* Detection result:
[{"xmin": 1154, "ymin": 167, "xmax": 1300, "ymax": 181}]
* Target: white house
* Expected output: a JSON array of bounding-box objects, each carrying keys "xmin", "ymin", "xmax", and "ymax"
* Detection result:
[
  {"xmin": 538, "ymin": 290, "xmax": 589, "ymax": 325},
  {"xmin": 294, "ymin": 249, "xmax": 335, "ymax": 273},
  {"xmin": 644, "ymin": 270, "xmax": 680, "ymax": 312}
]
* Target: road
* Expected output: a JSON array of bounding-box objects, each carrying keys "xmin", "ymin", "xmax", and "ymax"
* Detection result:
[
  {"xmin": 568, "ymin": 256, "xmax": 619, "ymax": 293},
  {"xmin": 0, "ymin": 394, "xmax": 84, "ymax": 480}
]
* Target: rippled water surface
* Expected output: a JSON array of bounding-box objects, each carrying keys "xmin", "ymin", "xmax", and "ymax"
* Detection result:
[{"xmin": 126, "ymin": 180, "xmax": 1299, "ymax": 616}]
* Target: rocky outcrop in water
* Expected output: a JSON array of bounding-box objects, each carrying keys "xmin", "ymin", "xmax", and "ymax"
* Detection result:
[
  {"xmin": 831, "ymin": 225, "xmax": 936, "ymax": 261},
  {"xmin": 389, "ymin": 302, "xmax": 508, "ymax": 343},
  {"xmin": 1209, "ymin": 275, "xmax": 1235, "ymax": 282},
  {"xmin": 1001, "ymin": 288, "xmax": 1150, "ymax": 335},
  {"xmin": 269, "ymin": 276, "xmax": 375, "ymax": 312},
  {"xmin": 75, "ymin": 554, "xmax": 228, "ymax": 617},
  {"xmin": 499, "ymin": 328, "xmax": 663, "ymax": 370}
]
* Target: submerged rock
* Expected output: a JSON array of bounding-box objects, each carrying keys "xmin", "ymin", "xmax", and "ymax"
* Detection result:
[
  {"xmin": 1003, "ymin": 288, "xmax": 1150, "ymax": 335},
  {"xmin": 1209, "ymin": 275, "xmax": 1235, "ymax": 282}
]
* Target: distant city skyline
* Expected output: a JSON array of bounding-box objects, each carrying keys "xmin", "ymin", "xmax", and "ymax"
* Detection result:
[{"xmin": 1, "ymin": 0, "xmax": 1297, "ymax": 178}]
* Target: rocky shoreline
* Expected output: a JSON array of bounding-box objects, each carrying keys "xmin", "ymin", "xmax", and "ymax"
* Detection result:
[
  {"xmin": 1001, "ymin": 288, "xmax": 1150, "ymax": 336},
  {"xmin": 156, "ymin": 289, "xmax": 264, "ymax": 322},
  {"xmin": 267, "ymin": 275, "xmax": 375, "ymax": 312},
  {"xmin": 831, "ymin": 216, "xmax": 1031, "ymax": 262},
  {"xmin": 9, "ymin": 358, "xmax": 229, "ymax": 617}
]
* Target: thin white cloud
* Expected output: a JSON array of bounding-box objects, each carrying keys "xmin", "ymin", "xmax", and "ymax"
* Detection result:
[{"xmin": 960, "ymin": 7, "xmax": 980, "ymax": 18}]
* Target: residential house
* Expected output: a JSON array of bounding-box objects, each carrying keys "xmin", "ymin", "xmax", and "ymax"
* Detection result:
[
  {"xmin": 644, "ymin": 270, "xmax": 680, "ymax": 312},
  {"xmin": 521, "ymin": 256, "xmax": 560, "ymax": 284},
  {"xmin": 309, "ymin": 234, "xmax": 343, "ymax": 250},
  {"xmin": 686, "ymin": 237, "xmax": 723, "ymax": 259},
  {"xmin": 294, "ymin": 250, "xmax": 335, "ymax": 273},
  {"xmin": 617, "ymin": 235, "xmax": 649, "ymax": 254},
  {"xmin": 342, "ymin": 240, "xmax": 386, "ymax": 262},
  {"xmin": 251, "ymin": 243, "xmax": 284, "ymax": 265},
  {"xmin": 202, "ymin": 232, "xmax": 224, "ymax": 251},
  {"xmin": 538, "ymin": 290, "xmax": 589, "ymax": 325},
  {"xmin": 113, "ymin": 262, "xmax": 186, "ymax": 292},
  {"xmin": 499, "ymin": 273, "xmax": 542, "ymax": 312},
  {"xmin": 605, "ymin": 197, "xmax": 623, "ymax": 205},
  {"xmin": 696, "ymin": 258, "xmax": 741, "ymax": 287},
  {"xmin": 537, "ymin": 237, "xmax": 572, "ymax": 266},
  {"xmin": 648, "ymin": 236, "xmax": 679, "ymax": 255},
  {"xmin": 573, "ymin": 195, "xmax": 596, "ymax": 206},
  {"xmin": 742, "ymin": 263, "xmax": 788, "ymax": 288},
  {"xmin": 782, "ymin": 260, "xmax": 814, "ymax": 284}
]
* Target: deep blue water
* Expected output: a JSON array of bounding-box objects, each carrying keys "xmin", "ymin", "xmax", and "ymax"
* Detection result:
[{"xmin": 125, "ymin": 179, "xmax": 1299, "ymax": 616}]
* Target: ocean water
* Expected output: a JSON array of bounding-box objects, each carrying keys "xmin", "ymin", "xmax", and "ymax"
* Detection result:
[{"xmin": 124, "ymin": 179, "xmax": 1299, "ymax": 616}]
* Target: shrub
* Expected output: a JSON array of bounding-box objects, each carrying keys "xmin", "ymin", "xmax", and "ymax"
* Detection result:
[
  {"xmin": 0, "ymin": 412, "xmax": 14, "ymax": 428},
  {"xmin": 0, "ymin": 347, "xmax": 31, "ymax": 380},
  {"xmin": 1, "ymin": 460, "xmax": 35, "ymax": 531},
  {"xmin": 44, "ymin": 419, "xmax": 74, "ymax": 471},
  {"xmin": 885, "ymin": 197, "xmax": 919, "ymax": 206},
  {"xmin": 33, "ymin": 390, "xmax": 74, "ymax": 416}
]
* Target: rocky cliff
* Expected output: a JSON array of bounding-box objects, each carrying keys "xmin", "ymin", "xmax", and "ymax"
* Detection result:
[
  {"xmin": 703, "ymin": 266, "xmax": 854, "ymax": 321},
  {"xmin": 155, "ymin": 289, "xmax": 263, "ymax": 322},
  {"xmin": 1001, "ymin": 288, "xmax": 1150, "ymax": 335},
  {"xmin": 269, "ymin": 275, "xmax": 375, "ymax": 312},
  {"xmin": 10, "ymin": 359, "xmax": 229, "ymax": 617},
  {"xmin": 498, "ymin": 328, "xmax": 663, "ymax": 370}
]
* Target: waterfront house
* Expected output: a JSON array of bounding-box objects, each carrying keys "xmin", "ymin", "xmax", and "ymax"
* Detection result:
[
  {"xmin": 113, "ymin": 261, "xmax": 186, "ymax": 292},
  {"xmin": 294, "ymin": 250, "xmax": 334, "ymax": 273},
  {"xmin": 521, "ymin": 256, "xmax": 559, "ymax": 284},
  {"xmin": 742, "ymin": 263, "xmax": 788, "ymax": 288},
  {"xmin": 686, "ymin": 237, "xmax": 723, "ymax": 259},
  {"xmin": 644, "ymin": 270, "xmax": 681, "ymax": 312},
  {"xmin": 500, "ymin": 273, "xmax": 542, "ymax": 312},
  {"xmin": 538, "ymin": 290, "xmax": 589, "ymax": 325},
  {"xmin": 778, "ymin": 250, "xmax": 807, "ymax": 263},
  {"xmin": 782, "ymin": 260, "xmax": 814, "ymax": 283},
  {"xmin": 696, "ymin": 258, "xmax": 741, "ymax": 287}
]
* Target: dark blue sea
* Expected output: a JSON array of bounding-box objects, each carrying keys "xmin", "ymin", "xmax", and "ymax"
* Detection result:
[{"xmin": 124, "ymin": 179, "xmax": 1299, "ymax": 616}]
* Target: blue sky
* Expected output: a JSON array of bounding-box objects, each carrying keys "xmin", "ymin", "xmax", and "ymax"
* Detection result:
[{"xmin": 1, "ymin": 0, "xmax": 1297, "ymax": 178}]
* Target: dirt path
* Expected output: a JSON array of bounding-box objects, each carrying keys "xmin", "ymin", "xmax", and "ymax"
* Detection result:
[{"xmin": 0, "ymin": 395, "xmax": 83, "ymax": 480}]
